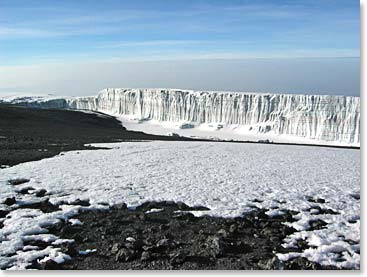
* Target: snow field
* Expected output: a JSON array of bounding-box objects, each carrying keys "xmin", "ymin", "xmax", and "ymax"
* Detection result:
[{"xmin": 0, "ymin": 141, "xmax": 360, "ymax": 269}]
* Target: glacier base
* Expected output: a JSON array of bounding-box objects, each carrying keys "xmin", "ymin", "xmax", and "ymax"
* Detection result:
[{"xmin": 1, "ymin": 88, "xmax": 360, "ymax": 147}]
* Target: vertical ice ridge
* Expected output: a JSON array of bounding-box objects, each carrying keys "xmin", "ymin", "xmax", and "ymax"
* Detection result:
[
  {"xmin": 66, "ymin": 88, "xmax": 359, "ymax": 144},
  {"xmin": 4, "ymin": 88, "xmax": 360, "ymax": 145}
]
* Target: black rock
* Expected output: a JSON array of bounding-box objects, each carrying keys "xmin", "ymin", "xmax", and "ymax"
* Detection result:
[
  {"xmin": 177, "ymin": 202, "xmax": 190, "ymax": 210},
  {"xmin": 115, "ymin": 248, "xmax": 136, "ymax": 262},
  {"xmin": 349, "ymin": 193, "xmax": 360, "ymax": 200},
  {"xmin": 140, "ymin": 251, "xmax": 152, "ymax": 262},
  {"xmin": 138, "ymin": 213, "xmax": 147, "ymax": 221},
  {"xmin": 18, "ymin": 199, "xmax": 60, "ymax": 213},
  {"xmin": 0, "ymin": 210, "xmax": 9, "ymax": 218},
  {"xmin": 156, "ymin": 238, "xmax": 174, "ymax": 250},
  {"xmin": 35, "ymin": 189, "xmax": 47, "ymax": 197},
  {"xmin": 159, "ymin": 224, "xmax": 170, "ymax": 231},
  {"xmin": 38, "ymin": 259, "xmax": 61, "ymax": 270},
  {"xmin": 190, "ymin": 205, "xmax": 210, "ymax": 211},
  {"xmin": 125, "ymin": 239, "xmax": 144, "ymax": 250},
  {"xmin": 257, "ymin": 257, "xmax": 275, "ymax": 270},
  {"xmin": 229, "ymin": 224, "xmax": 238, "ymax": 234},
  {"xmin": 170, "ymin": 250, "xmax": 187, "ymax": 265},
  {"xmin": 60, "ymin": 244, "xmax": 78, "ymax": 256},
  {"xmin": 4, "ymin": 197, "xmax": 16, "ymax": 206},
  {"xmin": 225, "ymin": 241, "xmax": 252, "ymax": 254},
  {"xmin": 70, "ymin": 199, "xmax": 90, "ymax": 206},
  {"xmin": 217, "ymin": 229, "xmax": 228, "ymax": 238},
  {"xmin": 296, "ymin": 239, "xmax": 309, "ymax": 250},
  {"xmin": 7, "ymin": 178, "xmax": 30, "ymax": 186},
  {"xmin": 113, "ymin": 203, "xmax": 128, "ymax": 210},
  {"xmin": 37, "ymin": 200, "xmax": 339, "ymax": 270},
  {"xmin": 204, "ymin": 236, "xmax": 225, "ymax": 258},
  {"xmin": 137, "ymin": 201, "xmax": 159, "ymax": 211},
  {"xmin": 142, "ymin": 245, "xmax": 155, "ymax": 252},
  {"xmin": 307, "ymin": 197, "xmax": 326, "ymax": 204},
  {"xmin": 309, "ymin": 219, "xmax": 327, "ymax": 230},
  {"xmin": 308, "ymin": 206, "xmax": 338, "ymax": 215},
  {"xmin": 110, "ymin": 243, "xmax": 121, "ymax": 254},
  {"xmin": 253, "ymin": 198, "xmax": 263, "ymax": 203},
  {"xmin": 173, "ymin": 212, "xmax": 197, "ymax": 222},
  {"xmin": 284, "ymin": 257, "xmax": 322, "ymax": 270},
  {"xmin": 18, "ymin": 187, "xmax": 31, "ymax": 194}
]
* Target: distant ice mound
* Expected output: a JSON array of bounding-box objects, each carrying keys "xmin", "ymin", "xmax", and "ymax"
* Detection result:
[{"xmin": 2, "ymin": 88, "xmax": 360, "ymax": 146}]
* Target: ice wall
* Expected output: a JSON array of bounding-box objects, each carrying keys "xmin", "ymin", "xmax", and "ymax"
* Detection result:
[
  {"xmin": 67, "ymin": 88, "xmax": 359, "ymax": 145},
  {"xmin": 3, "ymin": 88, "xmax": 360, "ymax": 145}
]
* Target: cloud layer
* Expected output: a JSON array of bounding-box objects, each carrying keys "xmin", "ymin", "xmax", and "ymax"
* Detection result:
[{"xmin": 0, "ymin": 58, "xmax": 359, "ymax": 97}]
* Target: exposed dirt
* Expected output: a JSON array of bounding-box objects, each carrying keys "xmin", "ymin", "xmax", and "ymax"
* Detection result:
[{"xmin": 0, "ymin": 104, "xmax": 200, "ymax": 167}]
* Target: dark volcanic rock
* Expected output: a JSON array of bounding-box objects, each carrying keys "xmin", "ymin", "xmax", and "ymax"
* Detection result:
[
  {"xmin": 170, "ymin": 249, "xmax": 187, "ymax": 265},
  {"xmin": 112, "ymin": 203, "xmax": 128, "ymax": 210},
  {"xmin": 33, "ymin": 201, "xmax": 335, "ymax": 270},
  {"xmin": 115, "ymin": 248, "xmax": 137, "ymax": 262},
  {"xmin": 307, "ymin": 206, "xmax": 339, "ymax": 215},
  {"xmin": 18, "ymin": 187, "xmax": 33, "ymax": 195},
  {"xmin": 18, "ymin": 199, "xmax": 61, "ymax": 213},
  {"xmin": 283, "ymin": 257, "xmax": 323, "ymax": 270},
  {"xmin": 60, "ymin": 244, "xmax": 79, "ymax": 257},
  {"xmin": 7, "ymin": 178, "xmax": 30, "ymax": 186},
  {"xmin": 140, "ymin": 251, "xmax": 153, "ymax": 262},
  {"xmin": 203, "ymin": 236, "xmax": 226, "ymax": 258},
  {"xmin": 0, "ymin": 103, "xmax": 202, "ymax": 167},
  {"xmin": 3, "ymin": 197, "xmax": 16, "ymax": 206},
  {"xmin": 0, "ymin": 210, "xmax": 9, "ymax": 218},
  {"xmin": 110, "ymin": 243, "xmax": 121, "ymax": 255},
  {"xmin": 37, "ymin": 259, "xmax": 61, "ymax": 270},
  {"xmin": 307, "ymin": 197, "xmax": 326, "ymax": 204},
  {"xmin": 69, "ymin": 199, "xmax": 90, "ymax": 207},
  {"xmin": 35, "ymin": 189, "xmax": 47, "ymax": 197},
  {"xmin": 309, "ymin": 219, "xmax": 327, "ymax": 230},
  {"xmin": 349, "ymin": 193, "xmax": 360, "ymax": 200},
  {"xmin": 125, "ymin": 238, "xmax": 144, "ymax": 251}
]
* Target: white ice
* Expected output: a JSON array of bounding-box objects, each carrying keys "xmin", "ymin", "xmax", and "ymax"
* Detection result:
[
  {"xmin": 117, "ymin": 116, "xmax": 355, "ymax": 147},
  {"xmin": 1, "ymin": 88, "xmax": 360, "ymax": 146}
]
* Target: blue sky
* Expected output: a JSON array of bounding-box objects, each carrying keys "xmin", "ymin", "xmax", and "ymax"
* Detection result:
[
  {"xmin": 0, "ymin": 0, "xmax": 359, "ymax": 64},
  {"xmin": 0, "ymin": 0, "xmax": 360, "ymax": 96}
]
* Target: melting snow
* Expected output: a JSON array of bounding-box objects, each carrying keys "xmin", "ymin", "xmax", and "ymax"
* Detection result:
[
  {"xmin": 0, "ymin": 141, "xmax": 360, "ymax": 269},
  {"xmin": 145, "ymin": 208, "xmax": 164, "ymax": 214},
  {"xmin": 78, "ymin": 249, "xmax": 97, "ymax": 255}
]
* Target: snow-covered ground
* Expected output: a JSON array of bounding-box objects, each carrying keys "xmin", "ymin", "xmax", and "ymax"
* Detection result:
[
  {"xmin": 0, "ymin": 141, "xmax": 360, "ymax": 269},
  {"xmin": 117, "ymin": 116, "xmax": 358, "ymax": 147}
]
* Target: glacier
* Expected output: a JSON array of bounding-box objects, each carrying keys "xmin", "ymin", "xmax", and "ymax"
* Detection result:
[{"xmin": 2, "ymin": 88, "xmax": 360, "ymax": 146}]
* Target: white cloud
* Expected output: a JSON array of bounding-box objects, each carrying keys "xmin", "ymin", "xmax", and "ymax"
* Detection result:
[
  {"xmin": 0, "ymin": 27, "xmax": 59, "ymax": 39},
  {"xmin": 95, "ymin": 40, "xmax": 207, "ymax": 49}
]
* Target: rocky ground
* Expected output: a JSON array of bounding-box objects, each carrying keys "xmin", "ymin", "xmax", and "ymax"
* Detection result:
[
  {"xmin": 0, "ymin": 104, "xmax": 199, "ymax": 167},
  {"xmin": 11, "ymin": 199, "xmax": 333, "ymax": 270}
]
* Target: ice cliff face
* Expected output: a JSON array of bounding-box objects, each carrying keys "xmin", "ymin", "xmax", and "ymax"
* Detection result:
[
  {"xmin": 0, "ymin": 96, "xmax": 70, "ymax": 109},
  {"xmin": 3, "ymin": 88, "xmax": 360, "ymax": 145}
]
